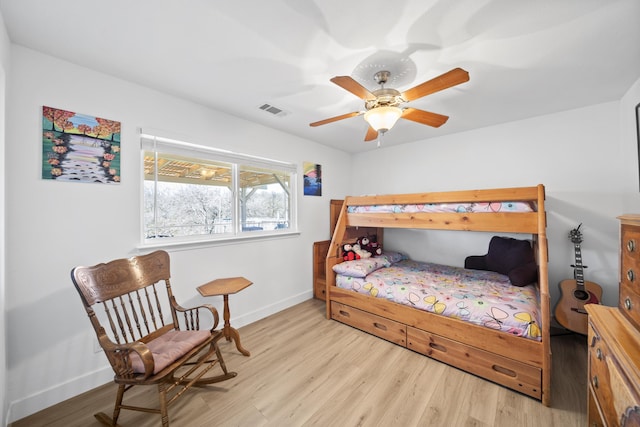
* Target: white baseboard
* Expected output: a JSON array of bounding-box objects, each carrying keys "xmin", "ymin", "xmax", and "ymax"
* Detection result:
[
  {"xmin": 232, "ymin": 290, "xmax": 313, "ymax": 329},
  {"xmin": 8, "ymin": 367, "xmax": 113, "ymax": 423},
  {"xmin": 7, "ymin": 291, "xmax": 313, "ymax": 423}
]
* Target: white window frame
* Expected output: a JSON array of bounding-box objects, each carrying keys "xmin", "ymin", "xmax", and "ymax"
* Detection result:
[{"xmin": 140, "ymin": 131, "xmax": 299, "ymax": 249}]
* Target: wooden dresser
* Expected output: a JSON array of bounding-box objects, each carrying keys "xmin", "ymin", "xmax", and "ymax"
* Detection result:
[{"xmin": 586, "ymin": 215, "xmax": 640, "ymax": 426}]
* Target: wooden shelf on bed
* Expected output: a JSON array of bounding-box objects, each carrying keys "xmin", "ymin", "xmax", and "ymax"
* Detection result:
[
  {"xmin": 313, "ymin": 240, "xmax": 330, "ymax": 300},
  {"xmin": 313, "ymin": 200, "xmax": 344, "ymax": 301}
]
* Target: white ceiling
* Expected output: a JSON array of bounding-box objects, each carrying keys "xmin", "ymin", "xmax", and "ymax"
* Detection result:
[{"xmin": 1, "ymin": 0, "xmax": 639, "ymax": 153}]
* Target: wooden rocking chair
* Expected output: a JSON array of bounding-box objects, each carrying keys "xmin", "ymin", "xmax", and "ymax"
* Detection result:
[{"xmin": 71, "ymin": 250, "xmax": 237, "ymax": 426}]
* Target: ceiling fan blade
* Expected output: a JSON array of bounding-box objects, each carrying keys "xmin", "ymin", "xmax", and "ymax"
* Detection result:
[
  {"xmin": 401, "ymin": 108, "xmax": 449, "ymax": 128},
  {"xmin": 309, "ymin": 111, "xmax": 361, "ymax": 127},
  {"xmin": 364, "ymin": 126, "xmax": 378, "ymax": 142},
  {"xmin": 401, "ymin": 68, "xmax": 469, "ymax": 102},
  {"xmin": 330, "ymin": 76, "xmax": 376, "ymax": 101}
]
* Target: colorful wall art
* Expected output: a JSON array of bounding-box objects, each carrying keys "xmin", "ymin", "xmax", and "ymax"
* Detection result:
[
  {"xmin": 42, "ymin": 106, "xmax": 121, "ymax": 183},
  {"xmin": 303, "ymin": 162, "xmax": 322, "ymax": 196}
]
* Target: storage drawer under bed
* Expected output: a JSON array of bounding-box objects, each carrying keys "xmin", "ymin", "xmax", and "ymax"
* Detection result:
[
  {"xmin": 330, "ymin": 301, "xmax": 407, "ymax": 346},
  {"xmin": 407, "ymin": 326, "xmax": 542, "ymax": 400},
  {"xmin": 330, "ymin": 300, "xmax": 542, "ymax": 400}
]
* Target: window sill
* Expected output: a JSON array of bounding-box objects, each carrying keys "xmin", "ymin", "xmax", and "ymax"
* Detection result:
[{"xmin": 137, "ymin": 230, "xmax": 301, "ymax": 252}]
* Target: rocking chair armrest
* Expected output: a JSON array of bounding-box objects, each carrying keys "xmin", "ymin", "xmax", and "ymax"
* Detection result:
[
  {"xmin": 172, "ymin": 301, "xmax": 220, "ymax": 332},
  {"xmin": 102, "ymin": 339, "xmax": 155, "ymax": 378}
]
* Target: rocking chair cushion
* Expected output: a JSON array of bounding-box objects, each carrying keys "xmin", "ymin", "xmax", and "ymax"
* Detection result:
[{"xmin": 130, "ymin": 329, "xmax": 211, "ymax": 375}]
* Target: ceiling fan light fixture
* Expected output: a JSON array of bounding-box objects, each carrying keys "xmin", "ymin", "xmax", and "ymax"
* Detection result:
[{"xmin": 364, "ymin": 106, "xmax": 402, "ymax": 132}]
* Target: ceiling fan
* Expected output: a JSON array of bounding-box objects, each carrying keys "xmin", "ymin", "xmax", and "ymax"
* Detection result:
[{"xmin": 310, "ymin": 67, "xmax": 469, "ymax": 142}]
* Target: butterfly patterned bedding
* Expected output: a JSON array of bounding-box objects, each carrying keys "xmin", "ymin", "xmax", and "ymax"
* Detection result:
[
  {"xmin": 335, "ymin": 259, "xmax": 542, "ymax": 341},
  {"xmin": 347, "ymin": 201, "xmax": 534, "ymax": 214}
]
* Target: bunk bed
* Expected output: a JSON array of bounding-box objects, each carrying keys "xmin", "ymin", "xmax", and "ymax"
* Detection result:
[{"xmin": 325, "ymin": 184, "xmax": 551, "ymax": 406}]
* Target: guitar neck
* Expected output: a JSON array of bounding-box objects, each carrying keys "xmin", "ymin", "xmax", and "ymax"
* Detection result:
[{"xmin": 573, "ymin": 243, "xmax": 585, "ymax": 288}]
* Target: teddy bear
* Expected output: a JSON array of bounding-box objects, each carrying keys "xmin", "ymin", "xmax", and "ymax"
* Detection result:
[
  {"xmin": 367, "ymin": 235, "xmax": 383, "ymax": 256},
  {"xmin": 342, "ymin": 243, "xmax": 360, "ymax": 261},
  {"xmin": 357, "ymin": 236, "xmax": 370, "ymax": 250},
  {"xmin": 352, "ymin": 243, "xmax": 371, "ymax": 259},
  {"xmin": 358, "ymin": 235, "xmax": 382, "ymax": 257}
]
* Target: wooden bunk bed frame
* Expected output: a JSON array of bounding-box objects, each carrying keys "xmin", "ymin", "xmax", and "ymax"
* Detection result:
[{"xmin": 325, "ymin": 184, "xmax": 551, "ymax": 406}]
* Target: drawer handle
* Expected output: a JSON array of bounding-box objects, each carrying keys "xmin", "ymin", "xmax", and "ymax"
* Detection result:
[
  {"xmin": 596, "ymin": 348, "xmax": 603, "ymax": 360},
  {"xmin": 492, "ymin": 365, "xmax": 517, "ymax": 378},
  {"xmin": 628, "ymin": 239, "xmax": 636, "ymax": 252},
  {"xmin": 428, "ymin": 342, "xmax": 447, "ymax": 353},
  {"xmin": 373, "ymin": 322, "xmax": 387, "ymax": 331},
  {"xmin": 625, "ymin": 297, "xmax": 633, "ymax": 310},
  {"xmin": 592, "ymin": 375, "xmax": 599, "ymax": 389},
  {"xmin": 339, "ymin": 310, "xmax": 350, "ymax": 318},
  {"xmin": 628, "ymin": 269, "xmax": 635, "ymax": 282}
]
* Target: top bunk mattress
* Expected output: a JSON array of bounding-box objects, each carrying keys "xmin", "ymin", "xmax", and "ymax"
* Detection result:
[{"xmin": 347, "ymin": 201, "xmax": 535, "ymax": 214}]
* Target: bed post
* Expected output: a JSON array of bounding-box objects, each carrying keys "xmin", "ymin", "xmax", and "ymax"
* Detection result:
[
  {"xmin": 326, "ymin": 201, "xmax": 348, "ymax": 319},
  {"xmin": 536, "ymin": 184, "xmax": 552, "ymax": 406}
]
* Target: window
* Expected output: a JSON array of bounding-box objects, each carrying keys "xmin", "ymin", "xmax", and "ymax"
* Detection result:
[{"xmin": 141, "ymin": 132, "xmax": 297, "ymax": 245}]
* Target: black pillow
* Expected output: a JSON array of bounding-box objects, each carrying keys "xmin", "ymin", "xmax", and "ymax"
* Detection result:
[
  {"xmin": 507, "ymin": 261, "xmax": 538, "ymax": 287},
  {"xmin": 464, "ymin": 255, "xmax": 487, "ymax": 270},
  {"xmin": 484, "ymin": 236, "xmax": 537, "ymax": 286}
]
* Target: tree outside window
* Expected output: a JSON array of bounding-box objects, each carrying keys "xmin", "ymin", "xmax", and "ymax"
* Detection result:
[{"xmin": 142, "ymin": 137, "xmax": 296, "ymax": 243}]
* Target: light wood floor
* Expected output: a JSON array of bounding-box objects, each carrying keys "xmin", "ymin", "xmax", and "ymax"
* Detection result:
[{"xmin": 11, "ymin": 299, "xmax": 587, "ymax": 427}]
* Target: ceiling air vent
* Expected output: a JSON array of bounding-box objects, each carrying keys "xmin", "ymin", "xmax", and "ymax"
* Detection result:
[{"xmin": 258, "ymin": 103, "xmax": 288, "ymax": 118}]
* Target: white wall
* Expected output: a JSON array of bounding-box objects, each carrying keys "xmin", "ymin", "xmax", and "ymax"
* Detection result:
[
  {"xmin": 620, "ymin": 77, "xmax": 640, "ymax": 200},
  {"xmin": 4, "ymin": 35, "xmax": 640, "ymax": 425},
  {"xmin": 351, "ymin": 98, "xmax": 640, "ymax": 310},
  {"xmin": 0, "ymin": 7, "xmax": 9, "ymax": 427},
  {"xmin": 4, "ymin": 45, "xmax": 353, "ymax": 422}
]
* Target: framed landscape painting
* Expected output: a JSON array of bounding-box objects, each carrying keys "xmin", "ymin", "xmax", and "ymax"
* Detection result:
[
  {"xmin": 42, "ymin": 106, "xmax": 121, "ymax": 183},
  {"xmin": 303, "ymin": 162, "xmax": 322, "ymax": 196}
]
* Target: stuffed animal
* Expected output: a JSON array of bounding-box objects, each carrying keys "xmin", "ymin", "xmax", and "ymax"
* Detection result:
[
  {"xmin": 360, "ymin": 235, "xmax": 382, "ymax": 256},
  {"xmin": 352, "ymin": 243, "xmax": 371, "ymax": 259},
  {"xmin": 357, "ymin": 236, "xmax": 370, "ymax": 249},
  {"xmin": 369, "ymin": 239, "xmax": 382, "ymax": 256},
  {"xmin": 342, "ymin": 243, "xmax": 360, "ymax": 261}
]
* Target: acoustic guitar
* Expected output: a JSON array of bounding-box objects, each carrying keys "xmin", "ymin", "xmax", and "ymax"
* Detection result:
[{"xmin": 554, "ymin": 224, "xmax": 603, "ymax": 335}]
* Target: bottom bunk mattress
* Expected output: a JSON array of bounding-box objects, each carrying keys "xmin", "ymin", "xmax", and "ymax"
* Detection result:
[{"xmin": 334, "ymin": 257, "xmax": 542, "ymax": 341}]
